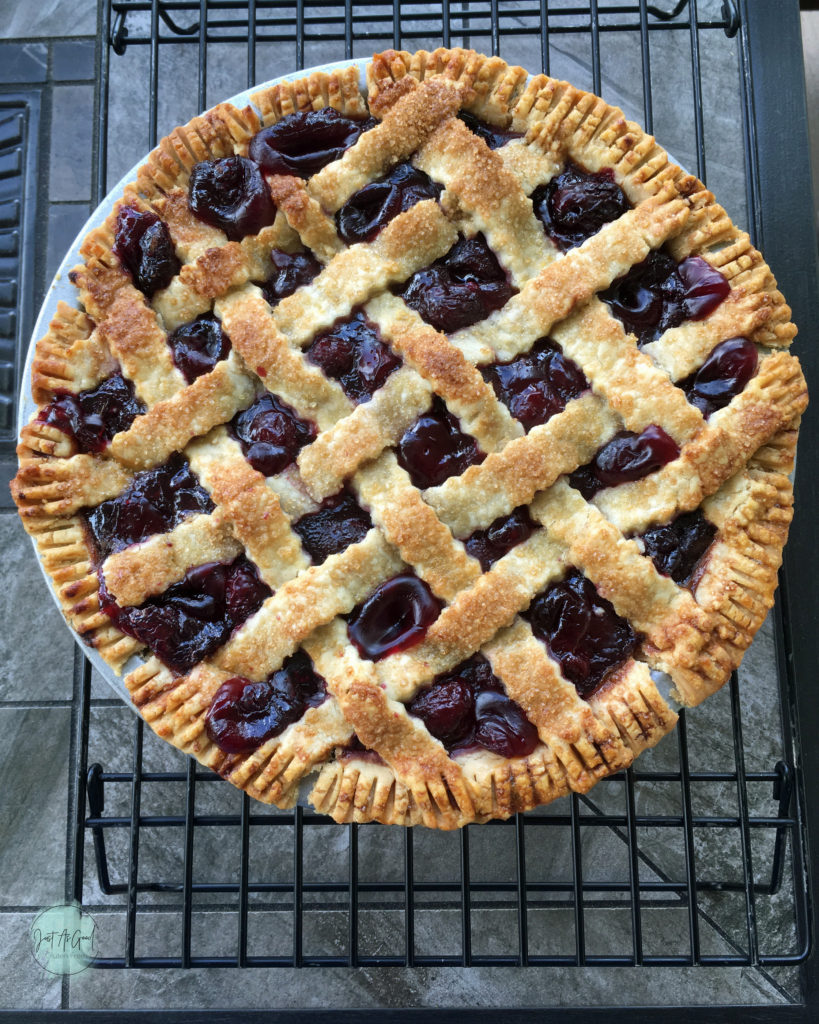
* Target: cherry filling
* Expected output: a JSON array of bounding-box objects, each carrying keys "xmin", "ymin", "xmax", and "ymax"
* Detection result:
[
  {"xmin": 230, "ymin": 392, "xmax": 316, "ymax": 476},
  {"xmin": 100, "ymin": 555, "xmax": 271, "ymax": 676},
  {"xmin": 531, "ymin": 162, "xmax": 630, "ymax": 251},
  {"xmin": 188, "ymin": 156, "xmax": 276, "ymax": 241},
  {"xmin": 114, "ymin": 205, "xmax": 180, "ymax": 298},
  {"xmin": 482, "ymin": 338, "xmax": 588, "ymax": 430},
  {"xmin": 336, "ymin": 162, "xmax": 443, "ymax": 245},
  {"xmin": 261, "ymin": 248, "xmax": 321, "ymax": 306},
  {"xmin": 407, "ymin": 654, "xmax": 539, "ymax": 758},
  {"xmin": 292, "ymin": 488, "xmax": 373, "ymax": 564},
  {"xmin": 205, "ymin": 650, "xmax": 327, "ymax": 754},
  {"xmin": 347, "ymin": 572, "xmax": 442, "ymax": 661},
  {"xmin": 248, "ymin": 108, "xmax": 377, "ymax": 178},
  {"xmin": 464, "ymin": 507, "xmax": 537, "ymax": 571},
  {"xmin": 568, "ymin": 424, "xmax": 680, "ymax": 500},
  {"xmin": 340, "ymin": 735, "xmax": 385, "ymax": 764},
  {"xmin": 638, "ymin": 510, "xmax": 717, "ymax": 587},
  {"xmin": 306, "ymin": 311, "xmax": 400, "ymax": 403},
  {"xmin": 458, "ymin": 111, "xmax": 524, "ymax": 150},
  {"xmin": 84, "ymin": 452, "xmax": 214, "ymax": 562},
  {"xmin": 39, "ymin": 373, "xmax": 144, "ymax": 453},
  {"xmin": 526, "ymin": 569, "xmax": 639, "ymax": 699},
  {"xmin": 678, "ymin": 337, "xmax": 758, "ymax": 418},
  {"xmin": 601, "ymin": 251, "xmax": 731, "ymax": 346},
  {"xmin": 167, "ymin": 313, "xmax": 231, "ymax": 383},
  {"xmin": 397, "ymin": 395, "xmax": 485, "ymax": 489},
  {"xmin": 395, "ymin": 234, "xmax": 515, "ymax": 334}
]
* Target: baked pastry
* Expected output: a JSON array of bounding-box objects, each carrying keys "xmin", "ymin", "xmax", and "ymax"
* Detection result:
[{"xmin": 13, "ymin": 48, "xmax": 807, "ymax": 828}]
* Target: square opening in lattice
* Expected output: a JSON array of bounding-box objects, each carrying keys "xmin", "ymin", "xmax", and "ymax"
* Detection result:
[
  {"xmin": 190, "ymin": 824, "xmax": 242, "ymax": 893},
  {"xmin": 248, "ymin": 818, "xmax": 296, "ymax": 886},
  {"xmin": 356, "ymin": 899, "xmax": 406, "ymax": 960},
  {"xmin": 137, "ymin": 777, "xmax": 186, "ymax": 818},
  {"xmin": 522, "ymin": 823, "xmax": 574, "ymax": 887},
  {"xmin": 693, "ymin": 826, "xmax": 745, "ymax": 890},
  {"xmin": 246, "ymin": 903, "xmax": 296, "ymax": 961},
  {"xmin": 411, "ymin": 906, "xmax": 464, "ymax": 960},
  {"xmin": 696, "ymin": 889, "xmax": 752, "ymax": 959},
  {"xmin": 193, "ymin": 773, "xmax": 243, "ymax": 818},
  {"xmin": 356, "ymin": 822, "xmax": 406, "ymax": 885},
  {"xmin": 134, "ymin": 907, "xmax": 182, "ymax": 960},
  {"xmin": 468, "ymin": 822, "xmax": 518, "ymax": 885},
  {"xmin": 301, "ymin": 823, "xmax": 350, "ymax": 885},
  {"xmin": 300, "ymin": 896, "xmax": 350, "ymax": 960},
  {"xmin": 525, "ymin": 905, "xmax": 578, "ymax": 959},
  {"xmin": 409, "ymin": 827, "xmax": 462, "ymax": 886},
  {"xmin": 639, "ymin": 904, "xmax": 696, "ymax": 961},
  {"xmin": 689, "ymin": 779, "xmax": 740, "ymax": 821},
  {"xmin": 469, "ymin": 901, "xmax": 521, "ymax": 960},
  {"xmin": 636, "ymin": 825, "xmax": 688, "ymax": 888},
  {"xmin": 583, "ymin": 905, "xmax": 638, "ymax": 960},
  {"xmin": 579, "ymin": 823, "xmax": 631, "ymax": 891},
  {"xmin": 135, "ymin": 824, "xmax": 186, "ymax": 900},
  {"xmin": 189, "ymin": 905, "xmax": 244, "ymax": 960},
  {"xmin": 633, "ymin": 779, "xmax": 684, "ymax": 820}
]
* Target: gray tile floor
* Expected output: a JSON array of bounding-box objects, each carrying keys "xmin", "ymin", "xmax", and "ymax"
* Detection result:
[{"xmin": 1, "ymin": 0, "xmax": 817, "ymax": 1014}]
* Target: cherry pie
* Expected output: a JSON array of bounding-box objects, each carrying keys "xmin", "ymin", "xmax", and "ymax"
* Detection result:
[{"xmin": 13, "ymin": 49, "xmax": 807, "ymax": 828}]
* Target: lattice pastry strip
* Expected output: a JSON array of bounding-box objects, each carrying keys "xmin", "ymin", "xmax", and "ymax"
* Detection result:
[{"xmin": 13, "ymin": 48, "xmax": 807, "ymax": 829}]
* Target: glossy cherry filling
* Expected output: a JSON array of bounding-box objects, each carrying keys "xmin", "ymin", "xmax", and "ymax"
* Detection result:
[
  {"xmin": 188, "ymin": 156, "xmax": 276, "ymax": 241},
  {"xmin": 395, "ymin": 234, "xmax": 515, "ymax": 334},
  {"xmin": 292, "ymin": 488, "xmax": 373, "ymax": 564},
  {"xmin": 639, "ymin": 510, "xmax": 717, "ymax": 587},
  {"xmin": 397, "ymin": 395, "xmax": 485, "ymax": 489},
  {"xmin": 84, "ymin": 452, "xmax": 214, "ymax": 562},
  {"xmin": 167, "ymin": 313, "xmax": 231, "ymax": 382},
  {"xmin": 568, "ymin": 424, "xmax": 680, "ymax": 500},
  {"xmin": 678, "ymin": 337, "xmax": 758, "ymax": 418},
  {"xmin": 114, "ymin": 205, "xmax": 180, "ymax": 298},
  {"xmin": 336, "ymin": 162, "xmax": 443, "ymax": 244},
  {"xmin": 526, "ymin": 569, "xmax": 639, "ymax": 699},
  {"xmin": 248, "ymin": 108, "xmax": 377, "ymax": 178},
  {"xmin": 458, "ymin": 111, "xmax": 523, "ymax": 150},
  {"xmin": 100, "ymin": 555, "xmax": 271, "ymax": 676},
  {"xmin": 531, "ymin": 162, "xmax": 630, "ymax": 251},
  {"xmin": 261, "ymin": 248, "xmax": 321, "ymax": 306},
  {"xmin": 230, "ymin": 392, "xmax": 316, "ymax": 476},
  {"xmin": 482, "ymin": 338, "xmax": 588, "ymax": 430},
  {"xmin": 464, "ymin": 507, "xmax": 537, "ymax": 571},
  {"xmin": 205, "ymin": 650, "xmax": 327, "ymax": 754},
  {"xmin": 601, "ymin": 251, "xmax": 731, "ymax": 346},
  {"xmin": 407, "ymin": 654, "xmax": 539, "ymax": 758},
  {"xmin": 347, "ymin": 572, "xmax": 442, "ymax": 661},
  {"xmin": 306, "ymin": 311, "xmax": 400, "ymax": 403},
  {"xmin": 340, "ymin": 735, "xmax": 385, "ymax": 764},
  {"xmin": 39, "ymin": 373, "xmax": 144, "ymax": 453}
]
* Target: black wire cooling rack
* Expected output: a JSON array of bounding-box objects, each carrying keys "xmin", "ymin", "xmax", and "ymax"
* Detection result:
[{"xmin": 55, "ymin": 0, "xmax": 819, "ymax": 1016}]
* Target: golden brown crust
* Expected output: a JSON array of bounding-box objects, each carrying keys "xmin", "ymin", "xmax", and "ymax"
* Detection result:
[{"xmin": 14, "ymin": 49, "xmax": 806, "ymax": 829}]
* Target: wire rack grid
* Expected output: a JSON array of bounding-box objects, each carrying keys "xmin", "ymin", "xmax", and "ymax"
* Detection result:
[{"xmin": 61, "ymin": 0, "xmax": 818, "ymax": 1005}]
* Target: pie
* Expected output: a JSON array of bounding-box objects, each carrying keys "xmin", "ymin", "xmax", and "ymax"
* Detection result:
[{"xmin": 12, "ymin": 48, "xmax": 807, "ymax": 828}]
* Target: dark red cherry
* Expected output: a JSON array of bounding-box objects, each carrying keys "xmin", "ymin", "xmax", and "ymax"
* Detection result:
[
  {"xmin": 231, "ymin": 392, "xmax": 316, "ymax": 476},
  {"xmin": 679, "ymin": 336, "xmax": 758, "ymax": 418},
  {"xmin": 569, "ymin": 424, "xmax": 680, "ymax": 499},
  {"xmin": 395, "ymin": 234, "xmax": 515, "ymax": 334},
  {"xmin": 84, "ymin": 452, "xmax": 214, "ymax": 563},
  {"xmin": 408, "ymin": 679, "xmax": 475, "ymax": 745},
  {"xmin": 205, "ymin": 650, "xmax": 327, "ymax": 753},
  {"xmin": 407, "ymin": 654, "xmax": 539, "ymax": 758},
  {"xmin": 39, "ymin": 373, "xmax": 144, "ymax": 453},
  {"xmin": 261, "ymin": 248, "xmax": 321, "ymax": 306},
  {"xmin": 526, "ymin": 569, "xmax": 639, "ymax": 699},
  {"xmin": 347, "ymin": 572, "xmax": 442, "ymax": 661},
  {"xmin": 188, "ymin": 156, "xmax": 276, "ymax": 241},
  {"xmin": 473, "ymin": 690, "xmax": 540, "ymax": 758},
  {"xmin": 292, "ymin": 488, "xmax": 373, "ymax": 564},
  {"xmin": 639, "ymin": 510, "xmax": 717, "ymax": 586},
  {"xmin": 167, "ymin": 314, "xmax": 231, "ymax": 383},
  {"xmin": 458, "ymin": 111, "xmax": 523, "ymax": 149},
  {"xmin": 100, "ymin": 555, "xmax": 271, "ymax": 675},
  {"xmin": 336, "ymin": 162, "xmax": 443, "ymax": 244},
  {"xmin": 464, "ymin": 506, "xmax": 537, "ymax": 571},
  {"xmin": 482, "ymin": 338, "xmax": 588, "ymax": 430},
  {"xmin": 602, "ymin": 251, "xmax": 730, "ymax": 345},
  {"xmin": 397, "ymin": 395, "xmax": 485, "ymax": 489},
  {"xmin": 248, "ymin": 108, "xmax": 377, "ymax": 178},
  {"xmin": 306, "ymin": 311, "xmax": 400, "ymax": 403},
  {"xmin": 531, "ymin": 162, "xmax": 630, "ymax": 251},
  {"xmin": 114, "ymin": 205, "xmax": 180, "ymax": 298}
]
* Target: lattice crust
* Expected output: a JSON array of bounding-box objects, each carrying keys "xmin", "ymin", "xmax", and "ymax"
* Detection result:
[{"xmin": 13, "ymin": 48, "xmax": 807, "ymax": 829}]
